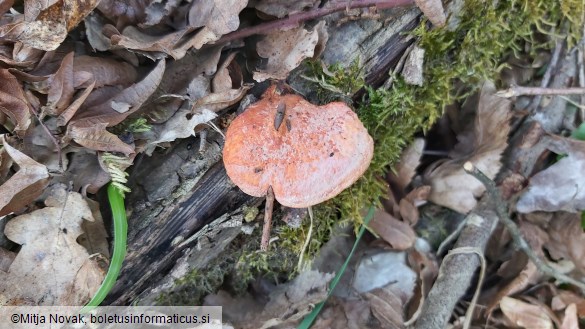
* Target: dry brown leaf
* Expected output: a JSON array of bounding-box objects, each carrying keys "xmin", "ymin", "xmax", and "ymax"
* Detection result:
[
  {"xmin": 365, "ymin": 284, "xmax": 406, "ymax": 329},
  {"xmin": 500, "ymin": 296, "xmax": 553, "ymax": 329},
  {"xmin": 0, "ymin": 135, "xmax": 49, "ymax": 216},
  {"xmin": 146, "ymin": 108, "xmax": 218, "ymax": 147},
  {"xmin": 192, "ymin": 84, "xmax": 251, "ymax": 113},
  {"xmin": 401, "ymin": 45, "xmax": 425, "ymax": 86},
  {"xmin": 424, "ymin": 81, "xmax": 511, "ymax": 213},
  {"xmin": 205, "ymin": 270, "xmax": 333, "ymax": 329},
  {"xmin": 57, "ymin": 80, "xmax": 96, "ymax": 126},
  {"xmin": 0, "ymin": 187, "xmax": 103, "ymax": 305},
  {"xmin": 54, "ymin": 149, "xmax": 110, "ymax": 193},
  {"xmin": 414, "ymin": 0, "xmax": 446, "ymax": 27},
  {"xmin": 552, "ymin": 290, "xmax": 585, "ymax": 317},
  {"xmin": 561, "ymin": 304, "xmax": 579, "ymax": 329},
  {"xmin": 186, "ymin": 0, "xmax": 248, "ymax": 49},
  {"xmin": 253, "ymin": 20, "xmax": 328, "ymax": 82},
  {"xmin": 72, "ymin": 59, "xmax": 165, "ymax": 126},
  {"xmin": 79, "ymin": 197, "xmax": 110, "ymax": 257},
  {"xmin": 249, "ymin": 0, "xmax": 319, "ymax": 18},
  {"xmin": 545, "ymin": 212, "xmax": 585, "ymax": 275},
  {"xmin": 388, "ymin": 138, "xmax": 425, "ymax": 196},
  {"xmin": 0, "ymin": 0, "xmax": 13, "ymax": 16},
  {"xmin": 369, "ymin": 210, "xmax": 415, "ymax": 250},
  {"xmin": 107, "ymin": 25, "xmax": 191, "ymax": 60},
  {"xmin": 0, "ymin": 69, "xmax": 32, "ymax": 137},
  {"xmin": 43, "ymin": 51, "xmax": 75, "ymax": 115},
  {"xmin": 84, "ymin": 13, "xmax": 111, "ymax": 51},
  {"xmin": 74, "ymin": 56, "xmax": 138, "ymax": 88},
  {"xmin": 517, "ymin": 136, "xmax": 585, "ymax": 213},
  {"xmin": 142, "ymin": 0, "xmax": 180, "ymax": 26},
  {"xmin": 0, "ymin": 0, "xmax": 100, "ymax": 51},
  {"xmin": 97, "ymin": 0, "xmax": 149, "ymax": 27},
  {"xmin": 65, "ymin": 120, "xmax": 135, "ymax": 155}
]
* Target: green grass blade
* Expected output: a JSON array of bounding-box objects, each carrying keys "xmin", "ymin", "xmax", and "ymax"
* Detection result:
[{"xmin": 297, "ymin": 205, "xmax": 376, "ymax": 329}]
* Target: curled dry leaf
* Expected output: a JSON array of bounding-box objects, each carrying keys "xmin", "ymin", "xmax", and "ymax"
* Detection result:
[
  {"xmin": 65, "ymin": 120, "xmax": 135, "ymax": 155},
  {"xmin": 97, "ymin": 0, "xmax": 149, "ymax": 27},
  {"xmin": 0, "ymin": 187, "xmax": 103, "ymax": 305},
  {"xmin": 249, "ymin": 0, "xmax": 319, "ymax": 18},
  {"xmin": 0, "ymin": 0, "xmax": 100, "ymax": 51},
  {"xmin": 72, "ymin": 59, "xmax": 165, "ymax": 126},
  {"xmin": 401, "ymin": 45, "xmax": 425, "ymax": 86},
  {"xmin": 74, "ymin": 56, "xmax": 137, "ymax": 88},
  {"xmin": 369, "ymin": 210, "xmax": 416, "ymax": 250},
  {"xmin": 517, "ymin": 136, "xmax": 585, "ymax": 213},
  {"xmin": 545, "ymin": 212, "xmax": 585, "ymax": 275},
  {"xmin": 204, "ymin": 270, "xmax": 333, "ymax": 329},
  {"xmin": 424, "ymin": 81, "xmax": 511, "ymax": 214},
  {"xmin": 106, "ymin": 25, "xmax": 191, "ymax": 60},
  {"xmin": 561, "ymin": 304, "xmax": 579, "ymax": 329},
  {"xmin": 414, "ymin": 0, "xmax": 446, "ymax": 27},
  {"xmin": 0, "ymin": 135, "xmax": 49, "ymax": 216},
  {"xmin": 186, "ymin": 0, "xmax": 248, "ymax": 49},
  {"xmin": 500, "ymin": 296, "xmax": 553, "ymax": 329},
  {"xmin": 253, "ymin": 20, "xmax": 328, "ymax": 82},
  {"xmin": 0, "ymin": 69, "xmax": 32, "ymax": 137}
]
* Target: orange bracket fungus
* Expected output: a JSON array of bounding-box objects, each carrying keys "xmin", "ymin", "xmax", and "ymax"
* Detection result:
[{"xmin": 223, "ymin": 85, "xmax": 374, "ymax": 250}]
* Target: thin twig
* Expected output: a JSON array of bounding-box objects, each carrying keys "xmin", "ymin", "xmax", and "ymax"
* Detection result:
[
  {"xmin": 261, "ymin": 185, "xmax": 275, "ymax": 251},
  {"xmin": 297, "ymin": 206, "xmax": 314, "ymax": 271},
  {"xmin": 214, "ymin": 0, "xmax": 414, "ymax": 45},
  {"xmin": 463, "ymin": 161, "xmax": 585, "ymax": 292},
  {"xmin": 496, "ymin": 85, "xmax": 585, "ymax": 98},
  {"xmin": 527, "ymin": 26, "xmax": 565, "ymax": 112}
]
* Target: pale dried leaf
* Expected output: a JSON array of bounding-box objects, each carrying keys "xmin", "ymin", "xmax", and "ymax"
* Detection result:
[
  {"xmin": 54, "ymin": 149, "xmax": 110, "ymax": 193},
  {"xmin": 253, "ymin": 21, "xmax": 328, "ymax": 82},
  {"xmin": 552, "ymin": 291, "xmax": 585, "ymax": 317},
  {"xmin": 97, "ymin": 0, "xmax": 149, "ymax": 26},
  {"xmin": 424, "ymin": 81, "xmax": 511, "ymax": 213},
  {"xmin": 414, "ymin": 0, "xmax": 446, "ymax": 27},
  {"xmin": 73, "ymin": 59, "xmax": 165, "ymax": 127},
  {"xmin": 66, "ymin": 121, "xmax": 135, "ymax": 155},
  {"xmin": 369, "ymin": 210, "xmax": 416, "ymax": 250},
  {"xmin": 0, "ymin": 135, "xmax": 49, "ymax": 216},
  {"xmin": 107, "ymin": 25, "xmax": 190, "ymax": 60},
  {"xmin": 84, "ymin": 13, "xmax": 111, "ymax": 51},
  {"xmin": 186, "ymin": 0, "xmax": 247, "ymax": 49},
  {"xmin": 517, "ymin": 136, "xmax": 585, "ymax": 213},
  {"xmin": 74, "ymin": 56, "xmax": 137, "ymax": 88},
  {"xmin": 249, "ymin": 0, "xmax": 319, "ymax": 18},
  {"xmin": 388, "ymin": 138, "xmax": 425, "ymax": 195},
  {"xmin": 0, "ymin": 0, "xmax": 100, "ymax": 51},
  {"xmin": 147, "ymin": 108, "xmax": 217, "ymax": 146},
  {"xmin": 57, "ymin": 80, "xmax": 95, "ymax": 126},
  {"xmin": 0, "ymin": 69, "xmax": 32, "ymax": 137},
  {"xmin": 365, "ymin": 284, "xmax": 406, "ymax": 329},
  {"xmin": 0, "ymin": 187, "xmax": 103, "ymax": 305},
  {"xmin": 192, "ymin": 85, "xmax": 251, "ymax": 112},
  {"xmin": 44, "ymin": 52, "xmax": 75, "ymax": 115},
  {"xmin": 500, "ymin": 296, "xmax": 553, "ymax": 329},
  {"xmin": 401, "ymin": 45, "xmax": 425, "ymax": 86},
  {"xmin": 561, "ymin": 304, "xmax": 579, "ymax": 329},
  {"xmin": 79, "ymin": 197, "xmax": 110, "ymax": 257},
  {"xmin": 545, "ymin": 212, "xmax": 585, "ymax": 275}
]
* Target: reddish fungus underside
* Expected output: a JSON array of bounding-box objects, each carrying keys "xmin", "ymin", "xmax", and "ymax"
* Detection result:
[{"xmin": 223, "ymin": 86, "xmax": 374, "ymax": 208}]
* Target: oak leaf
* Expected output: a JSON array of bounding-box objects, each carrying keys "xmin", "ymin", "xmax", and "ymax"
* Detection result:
[
  {"xmin": 0, "ymin": 187, "xmax": 104, "ymax": 305},
  {"xmin": 0, "ymin": 69, "xmax": 32, "ymax": 137},
  {"xmin": 0, "ymin": 135, "xmax": 48, "ymax": 216}
]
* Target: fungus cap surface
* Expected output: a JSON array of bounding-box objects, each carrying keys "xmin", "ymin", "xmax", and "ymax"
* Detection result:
[{"xmin": 223, "ymin": 86, "xmax": 374, "ymax": 208}]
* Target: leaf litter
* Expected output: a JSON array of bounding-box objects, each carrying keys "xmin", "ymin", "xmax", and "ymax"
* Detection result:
[{"xmin": 0, "ymin": 1, "xmax": 583, "ymax": 329}]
